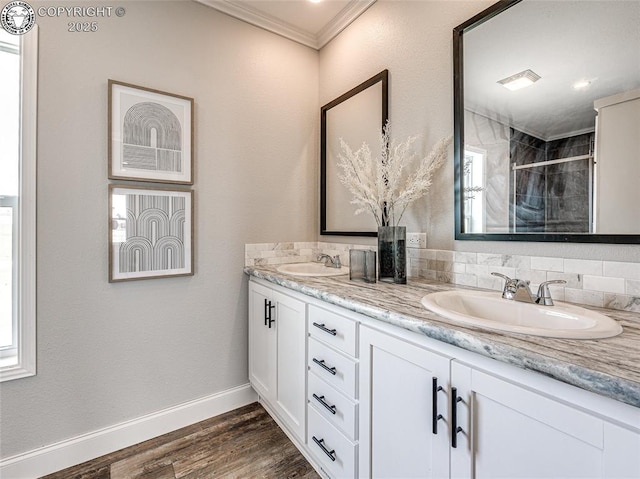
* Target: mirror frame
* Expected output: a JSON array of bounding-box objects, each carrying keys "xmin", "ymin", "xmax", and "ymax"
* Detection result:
[
  {"xmin": 320, "ymin": 69, "xmax": 389, "ymax": 236},
  {"xmin": 453, "ymin": 0, "xmax": 640, "ymax": 244}
]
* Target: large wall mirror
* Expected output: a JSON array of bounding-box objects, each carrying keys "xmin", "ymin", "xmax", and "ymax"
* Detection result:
[
  {"xmin": 454, "ymin": 0, "xmax": 640, "ymax": 243},
  {"xmin": 321, "ymin": 70, "xmax": 388, "ymax": 236}
]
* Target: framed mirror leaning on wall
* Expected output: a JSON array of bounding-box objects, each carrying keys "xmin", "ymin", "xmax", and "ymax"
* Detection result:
[
  {"xmin": 321, "ymin": 70, "xmax": 388, "ymax": 236},
  {"xmin": 454, "ymin": 0, "xmax": 640, "ymax": 243}
]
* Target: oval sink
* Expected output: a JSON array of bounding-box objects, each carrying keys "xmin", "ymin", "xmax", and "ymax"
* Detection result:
[
  {"xmin": 276, "ymin": 262, "xmax": 349, "ymax": 277},
  {"xmin": 421, "ymin": 290, "xmax": 622, "ymax": 339}
]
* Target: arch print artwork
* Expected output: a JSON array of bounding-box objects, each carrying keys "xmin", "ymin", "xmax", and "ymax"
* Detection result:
[
  {"xmin": 109, "ymin": 80, "xmax": 194, "ymax": 184},
  {"xmin": 109, "ymin": 185, "xmax": 193, "ymax": 282}
]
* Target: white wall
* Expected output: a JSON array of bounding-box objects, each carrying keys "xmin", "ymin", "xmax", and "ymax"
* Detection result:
[
  {"xmin": 319, "ymin": 0, "xmax": 640, "ymax": 263},
  {"xmin": 0, "ymin": 0, "xmax": 318, "ymax": 458}
]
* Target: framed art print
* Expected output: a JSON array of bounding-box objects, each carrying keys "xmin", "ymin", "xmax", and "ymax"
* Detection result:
[
  {"xmin": 109, "ymin": 185, "xmax": 194, "ymax": 282},
  {"xmin": 108, "ymin": 80, "xmax": 194, "ymax": 184}
]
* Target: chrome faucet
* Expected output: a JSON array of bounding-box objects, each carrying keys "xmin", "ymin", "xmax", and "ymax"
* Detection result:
[
  {"xmin": 317, "ymin": 254, "xmax": 342, "ymax": 268},
  {"xmin": 491, "ymin": 272, "xmax": 566, "ymax": 306}
]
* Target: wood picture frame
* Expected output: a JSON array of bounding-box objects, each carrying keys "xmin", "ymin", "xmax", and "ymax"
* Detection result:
[
  {"xmin": 108, "ymin": 80, "xmax": 194, "ymax": 185},
  {"xmin": 109, "ymin": 185, "xmax": 194, "ymax": 282}
]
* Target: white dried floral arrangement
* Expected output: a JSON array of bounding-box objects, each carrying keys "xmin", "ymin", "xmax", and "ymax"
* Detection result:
[{"xmin": 337, "ymin": 120, "xmax": 452, "ymax": 227}]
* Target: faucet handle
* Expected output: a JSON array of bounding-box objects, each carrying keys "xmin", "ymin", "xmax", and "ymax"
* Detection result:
[
  {"xmin": 491, "ymin": 272, "xmax": 516, "ymax": 300},
  {"xmin": 333, "ymin": 255, "xmax": 341, "ymax": 268},
  {"xmin": 491, "ymin": 272, "xmax": 512, "ymax": 282},
  {"xmin": 536, "ymin": 280, "xmax": 567, "ymax": 306}
]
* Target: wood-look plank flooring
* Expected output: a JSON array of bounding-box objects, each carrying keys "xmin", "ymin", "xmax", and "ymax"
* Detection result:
[{"xmin": 41, "ymin": 402, "xmax": 320, "ymax": 479}]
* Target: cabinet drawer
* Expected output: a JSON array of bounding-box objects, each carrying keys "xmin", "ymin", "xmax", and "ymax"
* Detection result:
[
  {"xmin": 309, "ymin": 305, "xmax": 357, "ymax": 357},
  {"xmin": 308, "ymin": 371, "xmax": 357, "ymax": 441},
  {"xmin": 309, "ymin": 337, "xmax": 357, "ymax": 399},
  {"xmin": 308, "ymin": 404, "xmax": 357, "ymax": 479}
]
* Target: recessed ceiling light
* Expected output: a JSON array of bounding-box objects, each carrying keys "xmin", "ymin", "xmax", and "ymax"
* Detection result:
[
  {"xmin": 573, "ymin": 80, "xmax": 591, "ymax": 90},
  {"xmin": 497, "ymin": 69, "xmax": 541, "ymax": 91},
  {"xmin": 309, "ymin": 0, "xmax": 322, "ymax": 3}
]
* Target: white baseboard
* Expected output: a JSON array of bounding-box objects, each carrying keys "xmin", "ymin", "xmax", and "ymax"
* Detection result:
[{"xmin": 0, "ymin": 383, "xmax": 258, "ymax": 479}]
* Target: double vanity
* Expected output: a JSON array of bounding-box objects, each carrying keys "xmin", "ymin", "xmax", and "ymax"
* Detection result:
[{"xmin": 245, "ymin": 263, "xmax": 640, "ymax": 479}]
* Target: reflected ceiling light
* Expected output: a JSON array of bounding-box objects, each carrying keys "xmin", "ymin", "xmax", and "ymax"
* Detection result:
[
  {"xmin": 309, "ymin": 0, "xmax": 322, "ymax": 3},
  {"xmin": 573, "ymin": 80, "xmax": 591, "ymax": 90},
  {"xmin": 497, "ymin": 69, "xmax": 541, "ymax": 91}
]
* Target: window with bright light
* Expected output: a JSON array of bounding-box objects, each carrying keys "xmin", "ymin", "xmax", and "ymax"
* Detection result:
[
  {"xmin": 0, "ymin": 26, "xmax": 37, "ymax": 381},
  {"xmin": 462, "ymin": 147, "xmax": 486, "ymax": 234}
]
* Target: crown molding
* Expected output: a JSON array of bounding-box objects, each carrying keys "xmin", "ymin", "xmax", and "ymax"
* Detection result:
[
  {"xmin": 316, "ymin": 0, "xmax": 375, "ymax": 49},
  {"xmin": 195, "ymin": 0, "xmax": 376, "ymax": 50}
]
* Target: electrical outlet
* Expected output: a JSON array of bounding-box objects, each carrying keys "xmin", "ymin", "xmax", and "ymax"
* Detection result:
[{"xmin": 407, "ymin": 232, "xmax": 427, "ymax": 249}]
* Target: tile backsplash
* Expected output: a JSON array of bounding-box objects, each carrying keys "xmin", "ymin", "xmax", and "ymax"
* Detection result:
[
  {"xmin": 409, "ymin": 249, "xmax": 640, "ymax": 313},
  {"xmin": 245, "ymin": 242, "xmax": 375, "ymax": 267},
  {"xmin": 245, "ymin": 242, "xmax": 640, "ymax": 313}
]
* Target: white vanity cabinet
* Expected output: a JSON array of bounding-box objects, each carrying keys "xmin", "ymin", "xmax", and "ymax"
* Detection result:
[
  {"xmin": 358, "ymin": 326, "xmax": 451, "ymax": 479},
  {"xmin": 248, "ymin": 280, "xmax": 306, "ymax": 442},
  {"xmin": 450, "ymin": 361, "xmax": 640, "ymax": 479},
  {"xmin": 307, "ymin": 304, "xmax": 359, "ymax": 479},
  {"xmin": 359, "ymin": 323, "xmax": 640, "ymax": 479},
  {"xmin": 247, "ymin": 276, "xmax": 640, "ymax": 479}
]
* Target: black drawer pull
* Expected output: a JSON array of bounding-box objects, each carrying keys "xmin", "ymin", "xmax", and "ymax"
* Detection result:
[
  {"xmin": 313, "ymin": 393, "xmax": 337, "ymax": 415},
  {"xmin": 312, "ymin": 322, "xmax": 337, "ymax": 336},
  {"xmin": 432, "ymin": 377, "xmax": 444, "ymax": 434},
  {"xmin": 312, "ymin": 358, "xmax": 337, "ymax": 376},
  {"xmin": 312, "ymin": 436, "xmax": 336, "ymax": 462},
  {"xmin": 451, "ymin": 387, "xmax": 463, "ymax": 448}
]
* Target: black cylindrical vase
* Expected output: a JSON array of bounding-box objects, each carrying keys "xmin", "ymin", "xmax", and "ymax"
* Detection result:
[{"xmin": 377, "ymin": 226, "xmax": 406, "ymax": 284}]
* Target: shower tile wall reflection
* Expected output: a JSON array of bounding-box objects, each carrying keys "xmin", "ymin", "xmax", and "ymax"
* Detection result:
[{"xmin": 510, "ymin": 129, "xmax": 593, "ymax": 233}]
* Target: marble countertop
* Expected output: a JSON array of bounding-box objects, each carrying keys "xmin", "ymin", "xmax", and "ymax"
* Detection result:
[{"xmin": 244, "ymin": 265, "xmax": 640, "ymax": 409}]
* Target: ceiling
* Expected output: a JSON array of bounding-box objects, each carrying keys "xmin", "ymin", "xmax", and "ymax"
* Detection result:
[
  {"xmin": 196, "ymin": 0, "xmax": 376, "ymax": 49},
  {"xmin": 464, "ymin": 0, "xmax": 640, "ymax": 141}
]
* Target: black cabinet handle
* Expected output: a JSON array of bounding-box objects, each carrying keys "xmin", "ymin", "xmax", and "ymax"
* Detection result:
[
  {"xmin": 451, "ymin": 387, "xmax": 463, "ymax": 448},
  {"xmin": 312, "ymin": 436, "xmax": 336, "ymax": 462},
  {"xmin": 313, "ymin": 393, "xmax": 337, "ymax": 415},
  {"xmin": 264, "ymin": 299, "xmax": 275, "ymax": 328},
  {"xmin": 312, "ymin": 322, "xmax": 337, "ymax": 336},
  {"xmin": 432, "ymin": 377, "xmax": 444, "ymax": 434},
  {"xmin": 264, "ymin": 299, "xmax": 269, "ymax": 326},
  {"xmin": 312, "ymin": 358, "xmax": 337, "ymax": 376}
]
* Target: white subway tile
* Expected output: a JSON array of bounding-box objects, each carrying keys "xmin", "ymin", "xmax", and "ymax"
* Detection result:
[
  {"xmin": 564, "ymin": 288, "xmax": 604, "ymax": 307},
  {"xmin": 627, "ymin": 279, "xmax": 640, "ymax": 296},
  {"xmin": 452, "ymin": 273, "xmax": 477, "ymax": 287},
  {"xmin": 466, "ymin": 264, "xmax": 489, "ymax": 276},
  {"xmin": 452, "ymin": 263, "xmax": 467, "ymax": 273},
  {"xmin": 604, "ymin": 294, "xmax": 640, "ymax": 313},
  {"xmin": 454, "ymin": 251, "xmax": 477, "ymax": 264},
  {"xmin": 531, "ymin": 256, "xmax": 564, "ymax": 272},
  {"xmin": 436, "ymin": 250, "xmax": 454, "ymax": 261},
  {"xmin": 582, "ymin": 275, "xmax": 626, "ymax": 294},
  {"xmin": 516, "ymin": 268, "xmax": 546, "ymax": 284},
  {"xmin": 563, "ymin": 259, "xmax": 602, "ymax": 276},
  {"xmin": 604, "ymin": 261, "xmax": 640, "ymax": 280},
  {"xmin": 511, "ymin": 256, "xmax": 532, "ymax": 270},
  {"xmin": 477, "ymin": 253, "xmax": 504, "ymax": 266}
]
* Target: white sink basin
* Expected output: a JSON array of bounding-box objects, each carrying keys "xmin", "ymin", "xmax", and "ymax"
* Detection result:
[
  {"xmin": 276, "ymin": 262, "xmax": 349, "ymax": 277},
  {"xmin": 421, "ymin": 290, "xmax": 622, "ymax": 339}
]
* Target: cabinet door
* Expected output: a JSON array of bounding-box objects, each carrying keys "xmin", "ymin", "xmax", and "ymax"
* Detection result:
[
  {"xmin": 451, "ymin": 361, "xmax": 606, "ymax": 479},
  {"xmin": 274, "ymin": 290, "xmax": 307, "ymax": 441},
  {"xmin": 248, "ymin": 281, "xmax": 276, "ymax": 402},
  {"xmin": 359, "ymin": 326, "xmax": 451, "ymax": 479},
  {"xmin": 603, "ymin": 421, "xmax": 640, "ymax": 478}
]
